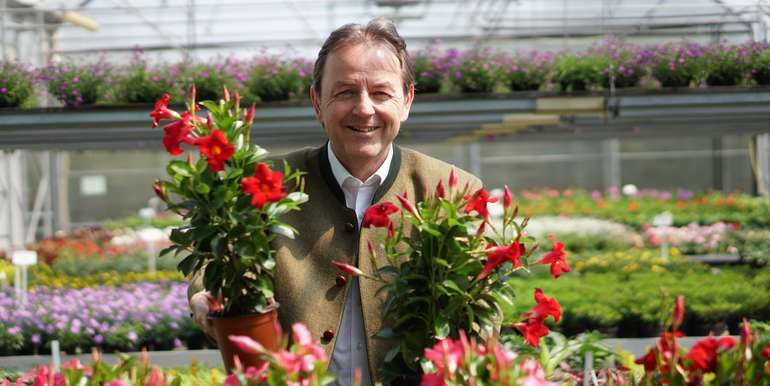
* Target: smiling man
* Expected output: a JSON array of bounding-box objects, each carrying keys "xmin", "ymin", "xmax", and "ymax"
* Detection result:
[{"xmin": 189, "ymin": 18, "xmax": 481, "ymax": 386}]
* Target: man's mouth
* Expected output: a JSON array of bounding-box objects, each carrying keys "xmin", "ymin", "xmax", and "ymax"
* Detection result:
[{"xmin": 347, "ymin": 126, "xmax": 379, "ymax": 133}]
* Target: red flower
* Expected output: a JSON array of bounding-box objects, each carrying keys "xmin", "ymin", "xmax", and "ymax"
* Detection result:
[
  {"xmin": 529, "ymin": 288, "xmax": 561, "ymax": 323},
  {"xmin": 241, "ymin": 163, "xmax": 286, "ymax": 208},
  {"xmin": 515, "ymin": 317, "xmax": 550, "ymax": 348},
  {"xmin": 503, "ymin": 185, "xmax": 513, "ymax": 209},
  {"xmin": 362, "ymin": 202, "xmax": 399, "ymax": 228},
  {"xmin": 673, "ymin": 295, "xmax": 685, "ymax": 331},
  {"xmin": 635, "ymin": 349, "xmax": 657, "ymax": 372},
  {"xmin": 387, "ymin": 221, "xmax": 396, "ymax": 239},
  {"xmin": 332, "ymin": 261, "xmax": 363, "ymax": 276},
  {"xmin": 478, "ymin": 241, "xmax": 525, "ymax": 280},
  {"xmin": 161, "ymin": 113, "xmax": 196, "ymax": 156},
  {"xmin": 686, "ymin": 336, "xmax": 735, "ymax": 373},
  {"xmin": 761, "ymin": 343, "xmax": 770, "ymax": 360},
  {"xmin": 244, "ymin": 103, "xmax": 256, "ymax": 126},
  {"xmin": 537, "ymin": 235, "xmax": 570, "ymax": 279},
  {"xmin": 463, "ymin": 188, "xmax": 498, "ymax": 220},
  {"xmin": 195, "ymin": 129, "xmax": 235, "ymax": 172},
  {"xmin": 150, "ymin": 93, "xmax": 180, "ymax": 128},
  {"xmin": 420, "ymin": 373, "xmax": 445, "ymax": 386},
  {"xmin": 424, "ymin": 338, "xmax": 465, "ymax": 376}
]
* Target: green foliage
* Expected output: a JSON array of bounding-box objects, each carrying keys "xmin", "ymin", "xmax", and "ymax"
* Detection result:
[
  {"xmin": 552, "ymin": 54, "xmax": 603, "ymax": 92},
  {"xmin": 516, "ymin": 189, "xmax": 770, "ymax": 229},
  {"xmin": 452, "ymin": 50, "xmax": 502, "ymax": 93},
  {"xmin": 41, "ymin": 60, "xmax": 109, "ymax": 107},
  {"xmin": 48, "ymin": 253, "xmax": 180, "ymax": 277},
  {"xmin": 102, "ymin": 213, "xmax": 185, "ymax": 230},
  {"xmin": 509, "ymin": 267, "xmax": 770, "ymax": 337},
  {"xmin": 0, "ymin": 61, "xmax": 35, "ymax": 108},
  {"xmin": 728, "ymin": 228, "xmax": 770, "ymax": 266},
  {"xmin": 30, "ymin": 266, "xmax": 184, "ymax": 288},
  {"xmin": 750, "ymin": 49, "xmax": 770, "ymax": 85},
  {"xmin": 571, "ymin": 248, "xmax": 689, "ymax": 274},
  {"xmin": 701, "ymin": 46, "xmax": 749, "ymax": 87},
  {"xmin": 177, "ymin": 63, "xmax": 237, "ymax": 103},
  {"xmin": 112, "ymin": 61, "xmax": 178, "ymax": 104},
  {"xmin": 247, "ymin": 57, "xmax": 305, "ymax": 102},
  {"xmin": 650, "ymin": 44, "xmax": 702, "ymax": 88}
]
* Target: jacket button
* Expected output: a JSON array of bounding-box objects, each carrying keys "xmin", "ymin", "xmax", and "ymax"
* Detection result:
[
  {"xmin": 322, "ymin": 329, "xmax": 335, "ymax": 341},
  {"xmin": 344, "ymin": 222, "xmax": 355, "ymax": 233},
  {"xmin": 335, "ymin": 275, "xmax": 347, "ymax": 287}
]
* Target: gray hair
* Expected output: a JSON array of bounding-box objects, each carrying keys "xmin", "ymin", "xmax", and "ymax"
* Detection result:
[{"xmin": 312, "ymin": 17, "xmax": 414, "ymax": 97}]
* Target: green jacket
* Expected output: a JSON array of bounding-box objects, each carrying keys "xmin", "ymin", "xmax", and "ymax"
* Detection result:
[{"xmin": 189, "ymin": 144, "xmax": 481, "ymax": 383}]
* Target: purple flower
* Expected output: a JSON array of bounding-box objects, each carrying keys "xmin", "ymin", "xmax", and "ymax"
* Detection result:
[
  {"xmin": 127, "ymin": 331, "xmax": 138, "ymax": 342},
  {"xmin": 0, "ymin": 87, "xmax": 6, "ymax": 94}
]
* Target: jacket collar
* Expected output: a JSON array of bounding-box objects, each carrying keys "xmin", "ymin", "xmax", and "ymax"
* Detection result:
[{"xmin": 318, "ymin": 142, "xmax": 402, "ymax": 207}]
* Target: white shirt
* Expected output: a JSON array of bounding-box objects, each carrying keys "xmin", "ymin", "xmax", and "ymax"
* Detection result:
[{"xmin": 327, "ymin": 141, "xmax": 393, "ymax": 386}]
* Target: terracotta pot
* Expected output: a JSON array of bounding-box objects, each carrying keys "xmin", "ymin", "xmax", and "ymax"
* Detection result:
[{"xmin": 209, "ymin": 309, "xmax": 280, "ymax": 372}]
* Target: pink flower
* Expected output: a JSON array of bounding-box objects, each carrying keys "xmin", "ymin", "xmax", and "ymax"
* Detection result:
[
  {"xmin": 424, "ymin": 338, "xmax": 465, "ymax": 376},
  {"xmin": 397, "ymin": 192, "xmax": 423, "ymax": 222},
  {"xmin": 223, "ymin": 374, "xmax": 242, "ymax": 386},
  {"xmin": 503, "ymin": 185, "xmax": 513, "ymax": 209},
  {"xmin": 229, "ymin": 335, "xmax": 265, "ymax": 355},
  {"xmin": 420, "ymin": 373, "xmax": 446, "ymax": 386},
  {"xmin": 332, "ymin": 261, "xmax": 363, "ymax": 276}
]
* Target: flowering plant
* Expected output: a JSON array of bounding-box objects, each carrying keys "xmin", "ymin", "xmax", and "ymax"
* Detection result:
[
  {"xmin": 150, "ymin": 87, "xmax": 307, "ymax": 315},
  {"xmin": 39, "ymin": 59, "xmax": 110, "ymax": 107},
  {"xmin": 552, "ymin": 53, "xmax": 603, "ymax": 92},
  {"xmin": 0, "ymin": 61, "xmax": 35, "ymax": 108},
  {"xmin": 412, "ymin": 42, "xmax": 457, "ymax": 94},
  {"xmin": 750, "ymin": 44, "xmax": 770, "ymax": 86},
  {"xmin": 420, "ymin": 332, "xmax": 554, "ymax": 386},
  {"xmin": 590, "ymin": 38, "xmax": 648, "ymax": 89},
  {"xmin": 227, "ymin": 323, "xmax": 334, "ymax": 386},
  {"xmin": 246, "ymin": 55, "xmax": 309, "ymax": 102},
  {"xmin": 635, "ymin": 295, "xmax": 770, "ymax": 386},
  {"xmin": 338, "ymin": 171, "xmax": 570, "ymax": 379},
  {"xmin": 451, "ymin": 49, "xmax": 503, "ymax": 93},
  {"xmin": 501, "ymin": 51, "xmax": 553, "ymax": 92},
  {"xmin": 112, "ymin": 50, "xmax": 177, "ymax": 104},
  {"xmin": 701, "ymin": 44, "xmax": 749, "ymax": 87},
  {"xmin": 649, "ymin": 43, "xmax": 705, "ymax": 88}
]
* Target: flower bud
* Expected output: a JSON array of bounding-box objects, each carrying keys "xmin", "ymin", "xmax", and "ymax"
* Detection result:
[
  {"xmin": 448, "ymin": 168, "xmax": 458, "ymax": 188},
  {"xmin": 206, "ymin": 112, "xmax": 215, "ymax": 131},
  {"xmin": 503, "ymin": 185, "xmax": 513, "ymax": 209},
  {"xmin": 233, "ymin": 91, "xmax": 241, "ymax": 108},
  {"xmin": 152, "ymin": 179, "xmax": 167, "ymax": 202},
  {"xmin": 435, "ymin": 180, "xmax": 445, "ymax": 199},
  {"xmin": 187, "ymin": 84, "xmax": 196, "ymax": 107},
  {"xmin": 332, "ymin": 261, "xmax": 363, "ymax": 276},
  {"xmin": 222, "ymin": 86, "xmax": 230, "ymax": 102},
  {"xmin": 672, "ymin": 295, "xmax": 685, "ymax": 331},
  {"xmin": 396, "ymin": 192, "xmax": 423, "ymax": 223},
  {"xmin": 187, "ymin": 153, "xmax": 194, "ymax": 166},
  {"xmin": 244, "ymin": 104, "xmax": 256, "ymax": 126}
]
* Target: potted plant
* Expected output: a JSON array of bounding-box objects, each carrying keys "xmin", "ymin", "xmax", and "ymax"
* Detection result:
[
  {"xmin": 501, "ymin": 51, "xmax": 553, "ymax": 92},
  {"xmin": 0, "ymin": 61, "xmax": 35, "ymax": 108},
  {"xmin": 333, "ymin": 171, "xmax": 571, "ymax": 381},
  {"xmin": 150, "ymin": 86, "xmax": 307, "ymax": 371},
  {"xmin": 649, "ymin": 43, "xmax": 704, "ymax": 88},
  {"xmin": 552, "ymin": 53, "xmax": 602, "ymax": 92}
]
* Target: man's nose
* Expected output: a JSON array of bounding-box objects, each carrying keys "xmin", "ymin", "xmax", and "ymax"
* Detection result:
[{"xmin": 352, "ymin": 92, "xmax": 375, "ymax": 117}]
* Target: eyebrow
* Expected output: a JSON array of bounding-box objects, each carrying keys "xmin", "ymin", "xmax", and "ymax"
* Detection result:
[{"xmin": 331, "ymin": 80, "xmax": 396, "ymax": 91}]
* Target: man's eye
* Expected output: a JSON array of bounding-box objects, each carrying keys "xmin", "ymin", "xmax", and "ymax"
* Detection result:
[
  {"xmin": 373, "ymin": 91, "xmax": 391, "ymax": 98},
  {"xmin": 336, "ymin": 90, "xmax": 353, "ymax": 97}
]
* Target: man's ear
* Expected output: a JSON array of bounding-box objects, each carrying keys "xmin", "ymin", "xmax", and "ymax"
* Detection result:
[
  {"xmin": 310, "ymin": 86, "xmax": 323, "ymax": 123},
  {"xmin": 400, "ymin": 83, "xmax": 415, "ymax": 122}
]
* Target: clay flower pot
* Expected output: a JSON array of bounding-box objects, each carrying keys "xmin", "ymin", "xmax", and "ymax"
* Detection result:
[{"xmin": 209, "ymin": 308, "xmax": 280, "ymax": 372}]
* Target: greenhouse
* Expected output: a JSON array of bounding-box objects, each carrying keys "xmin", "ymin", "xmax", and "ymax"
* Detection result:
[{"xmin": 1, "ymin": 0, "xmax": 770, "ymax": 385}]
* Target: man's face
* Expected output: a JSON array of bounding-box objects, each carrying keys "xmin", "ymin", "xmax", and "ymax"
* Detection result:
[{"xmin": 311, "ymin": 43, "xmax": 414, "ymax": 169}]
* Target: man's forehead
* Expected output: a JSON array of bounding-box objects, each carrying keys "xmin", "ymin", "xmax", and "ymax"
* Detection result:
[{"xmin": 325, "ymin": 44, "xmax": 402, "ymax": 75}]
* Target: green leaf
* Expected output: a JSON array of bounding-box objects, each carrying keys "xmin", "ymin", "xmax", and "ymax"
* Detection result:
[
  {"xmin": 177, "ymin": 253, "xmax": 200, "ymax": 276},
  {"xmin": 211, "ymin": 236, "xmax": 227, "ymax": 258},
  {"xmin": 200, "ymin": 100, "xmax": 220, "ymax": 114},
  {"xmin": 167, "ymin": 160, "xmax": 194, "ymax": 178},
  {"xmin": 375, "ymin": 327, "xmax": 395, "ymax": 339},
  {"xmin": 169, "ymin": 228, "xmax": 192, "ymax": 245},
  {"xmin": 195, "ymin": 182, "xmax": 210, "ymax": 194},
  {"xmin": 441, "ymin": 279, "xmax": 464, "ymax": 294},
  {"xmin": 384, "ymin": 346, "xmax": 400, "ymax": 362},
  {"xmin": 434, "ymin": 315, "xmax": 450, "ymax": 339}
]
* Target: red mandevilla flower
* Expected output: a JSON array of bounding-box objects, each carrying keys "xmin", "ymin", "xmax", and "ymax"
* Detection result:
[
  {"xmin": 362, "ymin": 202, "xmax": 399, "ymax": 228},
  {"xmin": 149, "ymin": 93, "xmax": 181, "ymax": 128},
  {"xmin": 478, "ymin": 241, "xmax": 525, "ymax": 280},
  {"xmin": 537, "ymin": 235, "xmax": 570, "ymax": 279},
  {"xmin": 673, "ymin": 295, "xmax": 685, "ymax": 331},
  {"xmin": 397, "ymin": 192, "xmax": 423, "ymax": 222},
  {"xmin": 240, "ymin": 163, "xmax": 287, "ymax": 208},
  {"xmin": 741, "ymin": 318, "xmax": 752, "ymax": 346},
  {"xmin": 435, "ymin": 180, "xmax": 446, "ymax": 199},
  {"xmin": 464, "ymin": 188, "xmax": 498, "ymax": 220},
  {"xmin": 161, "ymin": 113, "xmax": 196, "ymax": 156},
  {"xmin": 635, "ymin": 349, "xmax": 657, "ymax": 372},
  {"xmin": 195, "ymin": 129, "xmax": 236, "ymax": 172},
  {"xmin": 448, "ymin": 168, "xmax": 458, "ymax": 188},
  {"xmin": 686, "ymin": 336, "xmax": 735, "ymax": 373},
  {"xmin": 515, "ymin": 317, "xmax": 550, "ymax": 348},
  {"xmin": 529, "ymin": 288, "xmax": 562, "ymax": 323}
]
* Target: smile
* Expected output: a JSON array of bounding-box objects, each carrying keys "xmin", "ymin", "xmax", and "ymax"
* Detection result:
[{"xmin": 347, "ymin": 126, "xmax": 379, "ymax": 133}]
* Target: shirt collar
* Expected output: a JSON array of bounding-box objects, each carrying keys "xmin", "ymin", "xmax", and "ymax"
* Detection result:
[{"xmin": 327, "ymin": 141, "xmax": 393, "ymax": 187}]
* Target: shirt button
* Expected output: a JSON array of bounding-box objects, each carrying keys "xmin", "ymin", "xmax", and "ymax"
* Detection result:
[
  {"xmin": 322, "ymin": 329, "xmax": 335, "ymax": 341},
  {"xmin": 344, "ymin": 222, "xmax": 355, "ymax": 233},
  {"xmin": 335, "ymin": 275, "xmax": 347, "ymax": 287}
]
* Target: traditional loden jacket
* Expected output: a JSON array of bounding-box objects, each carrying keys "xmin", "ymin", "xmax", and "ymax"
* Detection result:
[{"xmin": 189, "ymin": 144, "xmax": 481, "ymax": 384}]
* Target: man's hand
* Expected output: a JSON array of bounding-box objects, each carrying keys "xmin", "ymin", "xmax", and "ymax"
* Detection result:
[{"xmin": 189, "ymin": 291, "xmax": 222, "ymax": 338}]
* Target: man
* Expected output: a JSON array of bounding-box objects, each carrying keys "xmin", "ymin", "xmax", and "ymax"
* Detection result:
[{"xmin": 189, "ymin": 18, "xmax": 481, "ymax": 385}]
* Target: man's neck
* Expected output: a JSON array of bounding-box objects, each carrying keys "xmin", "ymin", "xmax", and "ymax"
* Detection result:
[{"xmin": 329, "ymin": 144, "xmax": 391, "ymax": 182}]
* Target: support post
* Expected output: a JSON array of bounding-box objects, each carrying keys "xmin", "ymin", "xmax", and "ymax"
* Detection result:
[
  {"xmin": 468, "ymin": 142, "xmax": 482, "ymax": 179},
  {"xmin": 754, "ymin": 134, "xmax": 770, "ymax": 197},
  {"xmin": 602, "ymin": 139, "xmax": 621, "ymax": 190}
]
